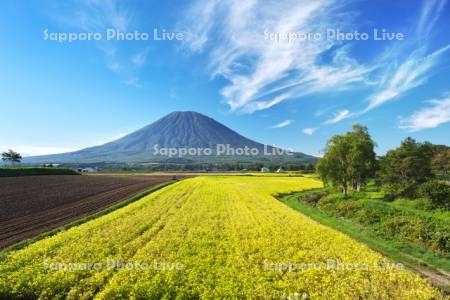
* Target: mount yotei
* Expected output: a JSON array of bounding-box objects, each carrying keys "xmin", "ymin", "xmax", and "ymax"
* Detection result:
[{"xmin": 25, "ymin": 111, "xmax": 316, "ymax": 166}]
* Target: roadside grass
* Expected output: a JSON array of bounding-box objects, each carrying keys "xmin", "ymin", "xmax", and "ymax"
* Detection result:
[
  {"xmin": 0, "ymin": 181, "xmax": 176, "ymax": 260},
  {"xmin": 283, "ymin": 195, "xmax": 450, "ymax": 268}
]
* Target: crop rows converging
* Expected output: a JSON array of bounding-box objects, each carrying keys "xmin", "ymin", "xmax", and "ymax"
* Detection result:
[{"xmin": 0, "ymin": 176, "xmax": 442, "ymax": 299}]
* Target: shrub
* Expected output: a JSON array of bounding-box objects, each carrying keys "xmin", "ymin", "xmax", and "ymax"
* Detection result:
[
  {"xmin": 333, "ymin": 201, "xmax": 359, "ymax": 217},
  {"xmin": 353, "ymin": 207, "xmax": 385, "ymax": 225},
  {"xmin": 381, "ymin": 183, "xmax": 404, "ymax": 201},
  {"xmin": 418, "ymin": 180, "xmax": 450, "ymax": 209},
  {"xmin": 393, "ymin": 198, "xmax": 434, "ymax": 211},
  {"xmin": 316, "ymin": 192, "xmax": 450, "ymax": 254},
  {"xmin": 376, "ymin": 216, "xmax": 410, "ymax": 239},
  {"xmin": 382, "ymin": 183, "xmax": 420, "ymax": 201},
  {"xmin": 317, "ymin": 194, "xmax": 345, "ymax": 212},
  {"xmin": 296, "ymin": 190, "xmax": 327, "ymax": 206},
  {"xmin": 430, "ymin": 229, "xmax": 450, "ymax": 254}
]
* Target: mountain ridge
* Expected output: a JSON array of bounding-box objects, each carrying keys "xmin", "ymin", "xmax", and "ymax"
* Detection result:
[{"xmin": 24, "ymin": 111, "xmax": 316, "ymax": 165}]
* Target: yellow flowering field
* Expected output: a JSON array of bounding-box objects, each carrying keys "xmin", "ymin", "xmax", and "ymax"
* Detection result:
[{"xmin": 0, "ymin": 176, "xmax": 443, "ymax": 299}]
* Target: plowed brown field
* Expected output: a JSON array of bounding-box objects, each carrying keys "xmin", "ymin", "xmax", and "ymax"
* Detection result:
[{"xmin": 0, "ymin": 175, "xmax": 182, "ymax": 248}]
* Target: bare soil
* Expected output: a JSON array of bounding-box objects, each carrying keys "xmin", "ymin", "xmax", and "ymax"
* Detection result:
[{"xmin": 0, "ymin": 175, "xmax": 184, "ymax": 248}]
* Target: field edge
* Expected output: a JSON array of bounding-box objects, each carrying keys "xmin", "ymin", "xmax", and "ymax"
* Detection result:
[
  {"xmin": 0, "ymin": 180, "xmax": 177, "ymax": 260},
  {"xmin": 280, "ymin": 192, "xmax": 450, "ymax": 294}
]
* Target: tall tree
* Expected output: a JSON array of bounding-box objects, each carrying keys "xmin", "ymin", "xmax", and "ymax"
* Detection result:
[
  {"xmin": 432, "ymin": 149, "xmax": 450, "ymax": 183},
  {"xmin": 1, "ymin": 149, "xmax": 22, "ymax": 166},
  {"xmin": 379, "ymin": 137, "xmax": 433, "ymax": 197},
  {"xmin": 347, "ymin": 125, "xmax": 377, "ymax": 191},
  {"xmin": 316, "ymin": 124, "xmax": 376, "ymax": 197}
]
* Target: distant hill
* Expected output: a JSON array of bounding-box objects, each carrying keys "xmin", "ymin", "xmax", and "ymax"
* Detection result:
[{"xmin": 25, "ymin": 111, "xmax": 317, "ymax": 165}]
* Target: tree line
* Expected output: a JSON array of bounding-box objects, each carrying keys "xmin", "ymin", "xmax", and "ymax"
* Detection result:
[{"xmin": 317, "ymin": 124, "xmax": 450, "ymax": 207}]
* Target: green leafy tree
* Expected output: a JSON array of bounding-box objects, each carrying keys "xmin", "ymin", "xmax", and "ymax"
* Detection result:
[
  {"xmin": 317, "ymin": 135, "xmax": 351, "ymax": 196},
  {"xmin": 379, "ymin": 138, "xmax": 433, "ymax": 198},
  {"xmin": 432, "ymin": 149, "xmax": 450, "ymax": 183},
  {"xmin": 1, "ymin": 149, "xmax": 22, "ymax": 166},
  {"xmin": 418, "ymin": 180, "xmax": 450, "ymax": 209},
  {"xmin": 316, "ymin": 124, "xmax": 376, "ymax": 197},
  {"xmin": 347, "ymin": 125, "xmax": 377, "ymax": 191},
  {"xmin": 305, "ymin": 163, "xmax": 315, "ymax": 172}
]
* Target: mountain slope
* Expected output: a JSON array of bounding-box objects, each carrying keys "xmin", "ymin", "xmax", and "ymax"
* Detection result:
[{"xmin": 25, "ymin": 111, "xmax": 316, "ymax": 164}]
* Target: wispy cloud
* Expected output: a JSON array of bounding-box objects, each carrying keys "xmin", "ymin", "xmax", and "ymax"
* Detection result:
[
  {"xmin": 180, "ymin": 0, "xmax": 219, "ymax": 52},
  {"xmin": 180, "ymin": 0, "xmax": 450, "ymax": 132},
  {"xmin": 53, "ymin": 0, "xmax": 131, "ymax": 32},
  {"xmin": 321, "ymin": 0, "xmax": 450, "ymax": 125},
  {"xmin": 131, "ymin": 48, "xmax": 149, "ymax": 67},
  {"xmin": 113, "ymin": 132, "xmax": 127, "ymax": 139},
  {"xmin": 270, "ymin": 120, "xmax": 293, "ymax": 129},
  {"xmin": 1, "ymin": 131, "xmax": 132, "ymax": 157},
  {"xmin": 179, "ymin": 0, "xmax": 372, "ymax": 113},
  {"xmin": 325, "ymin": 109, "xmax": 350, "ymax": 124},
  {"xmin": 48, "ymin": 0, "xmax": 148, "ymax": 87},
  {"xmin": 124, "ymin": 77, "xmax": 142, "ymax": 88},
  {"xmin": 417, "ymin": 0, "xmax": 448, "ymax": 37},
  {"xmin": 362, "ymin": 0, "xmax": 449, "ymax": 112},
  {"xmin": 399, "ymin": 97, "xmax": 450, "ymax": 131},
  {"xmin": 365, "ymin": 45, "xmax": 450, "ymax": 112},
  {"xmin": 0, "ymin": 145, "xmax": 78, "ymax": 157},
  {"xmin": 302, "ymin": 127, "xmax": 317, "ymax": 135}
]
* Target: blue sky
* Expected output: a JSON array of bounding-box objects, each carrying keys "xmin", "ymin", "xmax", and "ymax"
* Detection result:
[{"xmin": 0, "ymin": 0, "xmax": 449, "ymax": 157}]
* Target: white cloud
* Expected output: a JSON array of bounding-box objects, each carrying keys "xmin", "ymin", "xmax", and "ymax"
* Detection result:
[
  {"xmin": 270, "ymin": 120, "xmax": 292, "ymax": 129},
  {"xmin": 132, "ymin": 49, "xmax": 149, "ymax": 67},
  {"xmin": 92, "ymin": 132, "xmax": 130, "ymax": 147},
  {"xmin": 362, "ymin": 0, "xmax": 449, "ymax": 112},
  {"xmin": 124, "ymin": 77, "xmax": 142, "ymax": 88},
  {"xmin": 179, "ymin": 0, "xmax": 372, "ymax": 113},
  {"xmin": 399, "ymin": 97, "xmax": 450, "ymax": 131},
  {"xmin": 55, "ymin": 0, "xmax": 131, "ymax": 32},
  {"xmin": 180, "ymin": 0, "xmax": 220, "ymax": 52},
  {"xmin": 302, "ymin": 127, "xmax": 317, "ymax": 135},
  {"xmin": 179, "ymin": 0, "xmax": 450, "ymax": 121},
  {"xmin": 365, "ymin": 45, "xmax": 450, "ymax": 112},
  {"xmin": 325, "ymin": 109, "xmax": 350, "ymax": 124},
  {"xmin": 417, "ymin": 0, "xmax": 448, "ymax": 37},
  {"xmin": 0, "ymin": 146, "xmax": 78, "ymax": 157},
  {"xmin": 49, "ymin": 1, "xmax": 148, "ymax": 86},
  {"xmin": 113, "ymin": 132, "xmax": 127, "ymax": 140},
  {"xmin": 0, "ymin": 131, "xmax": 131, "ymax": 157}
]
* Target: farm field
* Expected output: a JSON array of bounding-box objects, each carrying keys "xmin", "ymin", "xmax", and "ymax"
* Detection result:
[
  {"xmin": 0, "ymin": 176, "xmax": 442, "ymax": 299},
  {"xmin": 281, "ymin": 188, "xmax": 450, "ymax": 291},
  {"xmin": 0, "ymin": 175, "xmax": 184, "ymax": 249}
]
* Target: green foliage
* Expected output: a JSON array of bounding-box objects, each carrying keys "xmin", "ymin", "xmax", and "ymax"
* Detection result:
[
  {"xmin": 378, "ymin": 137, "xmax": 434, "ymax": 198},
  {"xmin": 392, "ymin": 198, "xmax": 434, "ymax": 211},
  {"xmin": 1, "ymin": 149, "xmax": 22, "ymax": 165},
  {"xmin": 283, "ymin": 193, "xmax": 450, "ymax": 280},
  {"xmin": 317, "ymin": 124, "xmax": 376, "ymax": 196},
  {"xmin": 432, "ymin": 149, "xmax": 450, "ymax": 182},
  {"xmin": 297, "ymin": 189, "xmax": 450, "ymax": 256},
  {"xmin": 0, "ymin": 167, "xmax": 79, "ymax": 177},
  {"xmin": 293, "ymin": 189, "xmax": 327, "ymax": 205},
  {"xmin": 382, "ymin": 183, "xmax": 407, "ymax": 200},
  {"xmin": 418, "ymin": 180, "xmax": 450, "ymax": 209}
]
